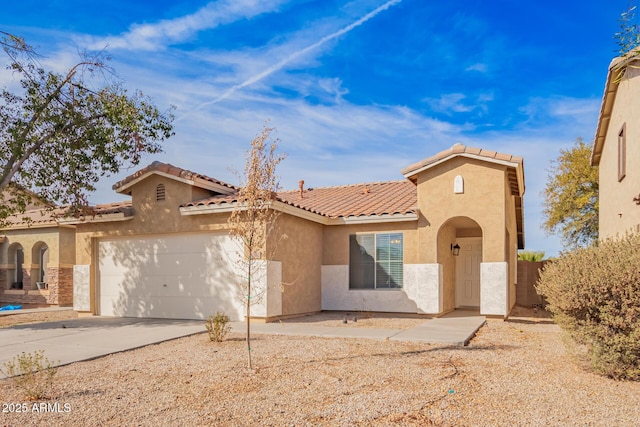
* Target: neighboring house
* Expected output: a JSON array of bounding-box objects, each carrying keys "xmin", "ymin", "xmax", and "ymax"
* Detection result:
[
  {"xmin": 2, "ymin": 144, "xmax": 525, "ymax": 320},
  {"xmin": 592, "ymin": 49, "xmax": 640, "ymax": 239},
  {"xmin": 0, "ymin": 206, "xmax": 75, "ymax": 306}
]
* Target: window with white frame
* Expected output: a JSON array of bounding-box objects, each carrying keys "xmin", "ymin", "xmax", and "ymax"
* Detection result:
[{"xmin": 349, "ymin": 233, "xmax": 403, "ymax": 289}]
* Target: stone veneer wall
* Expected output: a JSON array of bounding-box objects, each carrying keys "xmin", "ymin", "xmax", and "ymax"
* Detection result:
[
  {"xmin": 46, "ymin": 267, "xmax": 74, "ymax": 305},
  {"xmin": 0, "ymin": 266, "xmax": 73, "ymax": 306}
]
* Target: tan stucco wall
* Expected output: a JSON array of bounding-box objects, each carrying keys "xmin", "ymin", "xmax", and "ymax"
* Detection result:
[
  {"xmin": 1, "ymin": 227, "xmax": 67, "ymax": 266},
  {"xmin": 415, "ymin": 157, "xmax": 509, "ymax": 263},
  {"xmin": 0, "ymin": 226, "xmax": 75, "ymax": 305},
  {"xmin": 598, "ymin": 65, "xmax": 640, "ymax": 239},
  {"xmin": 75, "ymin": 176, "xmax": 232, "ymax": 313},
  {"xmin": 76, "ymin": 177, "xmax": 232, "ymax": 263},
  {"xmin": 268, "ymin": 213, "xmax": 323, "ymax": 315},
  {"xmin": 322, "ymin": 221, "xmax": 418, "ymax": 266}
]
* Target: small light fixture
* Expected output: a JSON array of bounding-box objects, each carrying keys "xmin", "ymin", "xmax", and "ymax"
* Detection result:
[{"xmin": 451, "ymin": 243, "xmax": 460, "ymax": 256}]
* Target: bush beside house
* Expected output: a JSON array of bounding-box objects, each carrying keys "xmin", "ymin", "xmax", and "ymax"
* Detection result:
[{"xmin": 536, "ymin": 234, "xmax": 640, "ymax": 380}]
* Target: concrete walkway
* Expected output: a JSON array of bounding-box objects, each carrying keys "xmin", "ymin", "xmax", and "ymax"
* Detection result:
[
  {"xmin": 0, "ymin": 311, "xmax": 486, "ymax": 379},
  {"xmin": 232, "ymin": 310, "xmax": 486, "ymax": 347}
]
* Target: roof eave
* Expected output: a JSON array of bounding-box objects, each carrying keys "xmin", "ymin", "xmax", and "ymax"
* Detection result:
[
  {"xmin": 403, "ymin": 153, "xmax": 520, "ymax": 179},
  {"xmin": 338, "ymin": 212, "xmax": 419, "ymax": 225},
  {"xmin": 592, "ymin": 62, "xmax": 619, "ymax": 166},
  {"xmin": 591, "ymin": 54, "xmax": 640, "ymax": 166},
  {"xmin": 114, "ymin": 170, "xmax": 235, "ymax": 195},
  {"xmin": 59, "ymin": 212, "xmax": 134, "ymax": 225},
  {"xmin": 180, "ymin": 200, "xmax": 420, "ymax": 226}
]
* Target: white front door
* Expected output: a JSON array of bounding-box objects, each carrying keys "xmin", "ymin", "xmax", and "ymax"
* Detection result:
[{"xmin": 455, "ymin": 237, "xmax": 482, "ymax": 307}]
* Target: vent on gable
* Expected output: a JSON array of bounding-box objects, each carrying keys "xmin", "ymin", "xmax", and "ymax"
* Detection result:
[{"xmin": 156, "ymin": 183, "xmax": 166, "ymax": 201}]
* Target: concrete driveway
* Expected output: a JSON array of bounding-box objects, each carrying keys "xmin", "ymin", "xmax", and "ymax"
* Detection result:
[{"xmin": 0, "ymin": 317, "xmax": 206, "ymax": 379}]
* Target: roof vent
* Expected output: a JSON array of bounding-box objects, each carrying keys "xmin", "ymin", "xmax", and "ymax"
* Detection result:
[{"xmin": 156, "ymin": 183, "xmax": 166, "ymax": 201}]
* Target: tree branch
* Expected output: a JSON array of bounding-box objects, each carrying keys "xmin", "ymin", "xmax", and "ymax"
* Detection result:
[{"xmin": 0, "ymin": 112, "xmax": 108, "ymax": 192}]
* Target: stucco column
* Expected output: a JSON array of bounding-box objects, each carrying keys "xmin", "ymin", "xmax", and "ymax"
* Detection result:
[{"xmin": 480, "ymin": 262, "xmax": 508, "ymax": 316}]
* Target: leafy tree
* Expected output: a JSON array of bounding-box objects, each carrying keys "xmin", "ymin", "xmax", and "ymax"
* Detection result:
[
  {"xmin": 542, "ymin": 137, "xmax": 598, "ymax": 249},
  {"xmin": 0, "ymin": 33, "xmax": 174, "ymax": 225},
  {"xmin": 228, "ymin": 124, "xmax": 285, "ymax": 370}
]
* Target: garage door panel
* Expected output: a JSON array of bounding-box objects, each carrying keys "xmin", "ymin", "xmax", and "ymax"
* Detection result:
[{"xmin": 98, "ymin": 234, "xmax": 244, "ymax": 320}]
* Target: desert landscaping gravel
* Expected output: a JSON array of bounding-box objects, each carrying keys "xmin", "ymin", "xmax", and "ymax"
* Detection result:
[{"xmin": 1, "ymin": 308, "xmax": 639, "ymax": 426}]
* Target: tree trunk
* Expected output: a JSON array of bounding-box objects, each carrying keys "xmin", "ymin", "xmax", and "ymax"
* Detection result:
[{"xmin": 246, "ymin": 256, "xmax": 252, "ymax": 370}]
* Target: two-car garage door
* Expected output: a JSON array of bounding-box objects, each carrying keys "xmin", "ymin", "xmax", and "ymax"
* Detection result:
[{"xmin": 98, "ymin": 233, "xmax": 243, "ymax": 320}]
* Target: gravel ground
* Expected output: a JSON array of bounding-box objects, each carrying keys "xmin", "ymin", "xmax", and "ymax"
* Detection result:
[
  {"xmin": 0, "ymin": 310, "xmax": 78, "ymax": 328},
  {"xmin": 1, "ymin": 308, "xmax": 639, "ymax": 426}
]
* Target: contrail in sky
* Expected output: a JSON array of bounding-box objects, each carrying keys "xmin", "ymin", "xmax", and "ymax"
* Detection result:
[{"xmin": 185, "ymin": 0, "xmax": 403, "ymax": 115}]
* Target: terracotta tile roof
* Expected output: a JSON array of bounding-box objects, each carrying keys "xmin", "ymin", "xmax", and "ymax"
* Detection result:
[
  {"xmin": 3, "ymin": 201, "xmax": 134, "ymax": 227},
  {"xmin": 90, "ymin": 201, "xmax": 134, "ymax": 216},
  {"xmin": 278, "ymin": 181, "xmax": 417, "ymax": 218},
  {"xmin": 112, "ymin": 161, "xmax": 238, "ymax": 193},
  {"xmin": 183, "ymin": 194, "xmax": 238, "ymax": 207},
  {"xmin": 401, "ymin": 143, "xmax": 523, "ymax": 177},
  {"xmin": 183, "ymin": 181, "xmax": 418, "ymax": 219},
  {"xmin": 4, "ymin": 208, "xmax": 59, "ymax": 227}
]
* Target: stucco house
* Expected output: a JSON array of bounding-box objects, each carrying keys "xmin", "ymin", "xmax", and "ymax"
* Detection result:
[
  {"xmin": 592, "ymin": 49, "xmax": 640, "ymax": 239},
  {"xmin": 0, "ymin": 202, "xmax": 75, "ymax": 307},
  {"xmin": 2, "ymin": 143, "xmax": 525, "ymax": 320}
]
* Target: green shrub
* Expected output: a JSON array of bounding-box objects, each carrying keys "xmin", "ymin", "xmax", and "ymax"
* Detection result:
[
  {"xmin": 2, "ymin": 350, "xmax": 58, "ymax": 400},
  {"xmin": 517, "ymin": 250, "xmax": 546, "ymax": 262},
  {"xmin": 205, "ymin": 312, "xmax": 232, "ymax": 342},
  {"xmin": 536, "ymin": 234, "xmax": 640, "ymax": 380}
]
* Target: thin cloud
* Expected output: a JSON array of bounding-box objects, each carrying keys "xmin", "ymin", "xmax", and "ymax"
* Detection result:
[
  {"xmin": 423, "ymin": 93, "xmax": 474, "ymax": 114},
  {"xmin": 423, "ymin": 92, "xmax": 495, "ymax": 116},
  {"xmin": 186, "ymin": 0, "xmax": 403, "ymax": 114},
  {"xmin": 82, "ymin": 0, "xmax": 287, "ymax": 51},
  {"xmin": 466, "ymin": 63, "xmax": 488, "ymax": 73}
]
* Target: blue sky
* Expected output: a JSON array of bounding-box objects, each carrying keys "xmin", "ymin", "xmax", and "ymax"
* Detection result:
[{"xmin": 0, "ymin": 0, "xmax": 630, "ymax": 255}]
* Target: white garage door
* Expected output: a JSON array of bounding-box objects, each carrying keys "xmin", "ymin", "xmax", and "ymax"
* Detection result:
[{"xmin": 98, "ymin": 233, "xmax": 244, "ymax": 320}]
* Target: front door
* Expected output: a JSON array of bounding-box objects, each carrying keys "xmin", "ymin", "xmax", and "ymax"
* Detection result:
[{"xmin": 455, "ymin": 237, "xmax": 482, "ymax": 307}]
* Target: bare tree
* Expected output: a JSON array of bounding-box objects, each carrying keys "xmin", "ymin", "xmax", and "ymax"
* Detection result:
[{"xmin": 228, "ymin": 124, "xmax": 285, "ymax": 370}]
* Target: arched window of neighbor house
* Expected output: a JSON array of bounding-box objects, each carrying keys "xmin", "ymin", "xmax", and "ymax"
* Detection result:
[
  {"xmin": 7, "ymin": 243, "xmax": 24, "ymax": 289},
  {"xmin": 32, "ymin": 242, "xmax": 49, "ymax": 289},
  {"xmin": 156, "ymin": 183, "xmax": 166, "ymax": 201}
]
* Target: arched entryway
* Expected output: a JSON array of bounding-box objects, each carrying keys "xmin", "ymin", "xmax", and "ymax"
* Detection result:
[
  {"xmin": 437, "ymin": 217, "xmax": 483, "ymax": 312},
  {"xmin": 31, "ymin": 241, "xmax": 49, "ymax": 290},
  {"xmin": 7, "ymin": 243, "xmax": 24, "ymax": 289}
]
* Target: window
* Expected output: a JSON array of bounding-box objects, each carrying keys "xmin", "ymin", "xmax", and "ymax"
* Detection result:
[
  {"xmin": 349, "ymin": 233, "xmax": 403, "ymax": 289},
  {"xmin": 618, "ymin": 123, "xmax": 626, "ymax": 182},
  {"xmin": 156, "ymin": 183, "xmax": 166, "ymax": 201}
]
